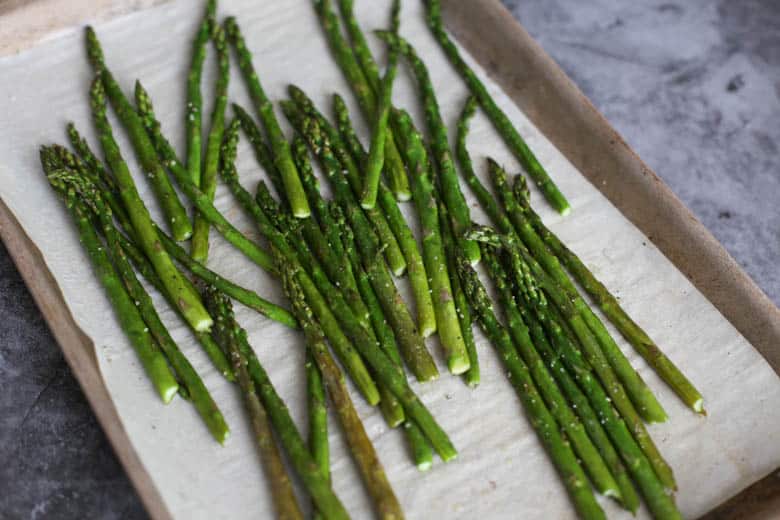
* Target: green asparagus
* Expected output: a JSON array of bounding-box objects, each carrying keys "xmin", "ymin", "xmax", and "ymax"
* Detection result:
[
  {"xmin": 224, "ymin": 17, "xmax": 310, "ymax": 218},
  {"xmin": 85, "ymin": 27, "xmax": 192, "ymax": 240},
  {"xmin": 423, "ymin": 0, "xmax": 571, "ymax": 215},
  {"xmin": 89, "ymin": 78, "xmax": 213, "ymax": 332}
]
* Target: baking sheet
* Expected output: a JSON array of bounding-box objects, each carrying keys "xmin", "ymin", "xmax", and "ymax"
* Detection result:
[{"xmin": 1, "ymin": 0, "xmax": 779, "ymax": 518}]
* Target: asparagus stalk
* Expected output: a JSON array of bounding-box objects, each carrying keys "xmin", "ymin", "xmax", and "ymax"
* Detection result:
[
  {"xmin": 216, "ymin": 126, "xmax": 380, "ymax": 406},
  {"xmin": 45, "ymin": 171, "xmax": 178, "ymax": 403},
  {"xmin": 84, "ymin": 27, "xmax": 192, "ymax": 240},
  {"xmin": 58, "ymin": 136, "xmax": 297, "ymax": 332},
  {"xmin": 309, "ymin": 349, "xmax": 329, "ymax": 520},
  {"xmin": 71, "ymin": 171, "xmax": 230, "ymax": 441},
  {"xmin": 378, "ymin": 31, "xmax": 481, "ymax": 266},
  {"xmin": 253, "ymin": 180, "xmax": 405, "ymax": 427},
  {"xmin": 423, "ymin": 0, "xmax": 571, "ymax": 215},
  {"xmin": 306, "ymin": 348, "xmax": 329, "ymax": 487},
  {"xmin": 490, "ymin": 163, "xmax": 668, "ymax": 424},
  {"xmin": 134, "ymin": 82, "xmax": 277, "ymax": 275},
  {"xmin": 332, "ymin": 93, "xmax": 436, "ymax": 337},
  {"xmin": 438, "ymin": 202, "xmax": 480, "ymax": 387},
  {"xmin": 456, "ymin": 257, "xmax": 606, "ymax": 520},
  {"xmin": 191, "ymin": 22, "xmax": 231, "ymax": 262},
  {"xmin": 223, "ymin": 17, "xmax": 310, "ymax": 218},
  {"xmin": 515, "ymin": 283, "xmax": 640, "ymax": 511},
  {"xmin": 514, "ymin": 177, "xmax": 705, "ymax": 414},
  {"xmin": 253, "ymin": 120, "xmax": 455, "ymax": 458},
  {"xmin": 281, "ymin": 264, "xmax": 405, "ymax": 519},
  {"xmin": 203, "ymin": 286, "xmax": 306, "ymax": 520},
  {"xmin": 469, "ymin": 225, "xmax": 677, "ymax": 491},
  {"xmin": 392, "ymin": 108, "xmax": 470, "ymax": 375},
  {"xmin": 287, "ymin": 86, "xmax": 407, "ymax": 277},
  {"xmin": 287, "ymin": 139, "xmax": 370, "ymax": 323},
  {"xmin": 334, "ymin": 203, "xmax": 433, "ymax": 471},
  {"xmin": 46, "ymin": 144, "xmax": 239, "ymax": 378},
  {"xmin": 233, "ymin": 103, "xmax": 288, "ymax": 204},
  {"xmin": 291, "ymin": 112, "xmax": 440, "ymax": 383},
  {"xmin": 158, "ymin": 228, "xmax": 297, "ymax": 328},
  {"xmin": 313, "ymin": 0, "xmax": 411, "ymax": 200},
  {"xmin": 481, "ymin": 245, "xmax": 620, "ymax": 499},
  {"xmin": 360, "ymin": 49, "xmax": 397, "ymax": 210},
  {"xmin": 517, "ymin": 280, "xmax": 683, "ymax": 519},
  {"xmin": 89, "ymin": 78, "xmax": 213, "ymax": 332},
  {"xmin": 285, "ymin": 142, "xmax": 406, "ymax": 427},
  {"xmin": 185, "ymin": 1, "xmax": 213, "ymax": 189}
]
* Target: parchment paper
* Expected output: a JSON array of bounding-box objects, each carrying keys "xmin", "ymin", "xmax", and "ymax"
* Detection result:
[{"xmin": 1, "ymin": 0, "xmax": 779, "ymax": 518}]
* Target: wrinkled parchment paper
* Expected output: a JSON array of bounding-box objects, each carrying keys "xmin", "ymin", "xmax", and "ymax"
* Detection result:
[{"xmin": 1, "ymin": 1, "xmax": 779, "ymax": 518}]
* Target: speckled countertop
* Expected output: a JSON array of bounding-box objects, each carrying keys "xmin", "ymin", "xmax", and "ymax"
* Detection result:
[{"xmin": 1, "ymin": 0, "xmax": 777, "ymax": 518}]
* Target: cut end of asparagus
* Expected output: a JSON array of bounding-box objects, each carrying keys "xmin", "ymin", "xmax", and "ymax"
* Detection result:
[
  {"xmin": 391, "ymin": 263, "xmax": 407, "ymax": 277},
  {"xmin": 161, "ymin": 384, "xmax": 179, "ymax": 404},
  {"xmin": 215, "ymin": 428, "xmax": 231, "ymax": 446},
  {"xmin": 416, "ymin": 459, "xmax": 433, "ymax": 472},
  {"xmin": 393, "ymin": 188, "xmax": 412, "ymax": 202},
  {"xmin": 192, "ymin": 314, "xmax": 214, "ymax": 333},
  {"xmin": 360, "ymin": 198, "xmax": 377, "ymax": 211},
  {"xmin": 291, "ymin": 205, "xmax": 312, "ymax": 219},
  {"xmin": 693, "ymin": 398, "xmax": 706, "ymax": 415},
  {"xmin": 602, "ymin": 487, "xmax": 623, "ymax": 501},
  {"xmin": 558, "ymin": 204, "xmax": 572, "ymax": 217},
  {"xmin": 463, "ymin": 370, "xmax": 480, "ymax": 389},
  {"xmin": 419, "ymin": 321, "xmax": 437, "ymax": 339},
  {"xmin": 447, "ymin": 354, "xmax": 471, "ymax": 376}
]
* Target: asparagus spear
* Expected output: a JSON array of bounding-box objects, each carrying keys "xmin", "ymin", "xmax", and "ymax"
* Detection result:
[
  {"xmin": 203, "ymin": 286, "xmax": 305, "ymax": 520},
  {"xmin": 134, "ymin": 82, "xmax": 276, "ymax": 275},
  {"xmin": 306, "ymin": 348, "xmax": 329, "ymax": 520},
  {"xmin": 313, "ymin": 0, "xmax": 411, "ymax": 200},
  {"xmin": 456, "ymin": 257, "xmax": 606, "ymax": 520},
  {"xmin": 513, "ymin": 177, "xmax": 705, "ymax": 414},
  {"xmin": 216, "ymin": 125, "xmax": 380, "ymax": 406},
  {"xmin": 191, "ymin": 22, "xmax": 231, "ymax": 262},
  {"xmin": 89, "ymin": 78, "xmax": 213, "ymax": 332},
  {"xmin": 45, "ymin": 144, "xmax": 239, "ymax": 379},
  {"xmin": 514, "ymin": 280, "xmax": 640, "ymax": 511},
  {"xmin": 438, "ymin": 202, "xmax": 480, "ymax": 387},
  {"xmin": 287, "ymin": 86, "xmax": 407, "ymax": 277},
  {"xmin": 332, "ymin": 93, "xmax": 437, "ymax": 337},
  {"xmin": 287, "ymin": 138, "xmax": 370, "ymax": 323},
  {"xmin": 233, "ymin": 104, "xmax": 288, "ymax": 204},
  {"xmin": 253, "ymin": 179, "xmax": 405, "ymax": 427},
  {"xmin": 281, "ymin": 263, "xmax": 404, "ymax": 519},
  {"xmin": 45, "ymin": 171, "xmax": 178, "ymax": 402},
  {"xmin": 423, "ymin": 0, "xmax": 571, "ymax": 215},
  {"xmin": 516, "ymin": 279, "xmax": 683, "ymax": 519},
  {"xmin": 334, "ymin": 202, "xmax": 434, "ymax": 471},
  {"xmin": 469, "ymin": 224, "xmax": 677, "ymax": 491},
  {"xmin": 85, "ymin": 27, "xmax": 192, "ymax": 240},
  {"xmin": 490, "ymin": 163, "xmax": 668, "ymax": 424},
  {"xmin": 392, "ymin": 108, "xmax": 470, "ymax": 375},
  {"xmin": 223, "ymin": 17, "xmax": 310, "ymax": 218},
  {"xmin": 378, "ymin": 31, "xmax": 481, "ymax": 266},
  {"xmin": 481, "ymin": 245, "xmax": 620, "ymax": 499},
  {"xmin": 253, "ymin": 119, "xmax": 454, "ymax": 458},
  {"xmin": 291, "ymin": 112, "xmax": 440, "ymax": 383},
  {"xmin": 185, "ymin": 1, "xmax": 213, "ymax": 189},
  {"xmin": 360, "ymin": 49, "xmax": 397, "ymax": 210},
  {"xmin": 57, "ymin": 132, "xmax": 297, "ymax": 332},
  {"xmin": 78, "ymin": 172, "xmax": 230, "ymax": 441}
]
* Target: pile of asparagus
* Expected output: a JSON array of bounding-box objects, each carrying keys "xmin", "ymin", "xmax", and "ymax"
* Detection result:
[{"xmin": 39, "ymin": 0, "xmax": 704, "ymax": 518}]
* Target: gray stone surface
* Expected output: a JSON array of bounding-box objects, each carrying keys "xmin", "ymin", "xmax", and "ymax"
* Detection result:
[{"xmin": 0, "ymin": 1, "xmax": 777, "ymax": 518}]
